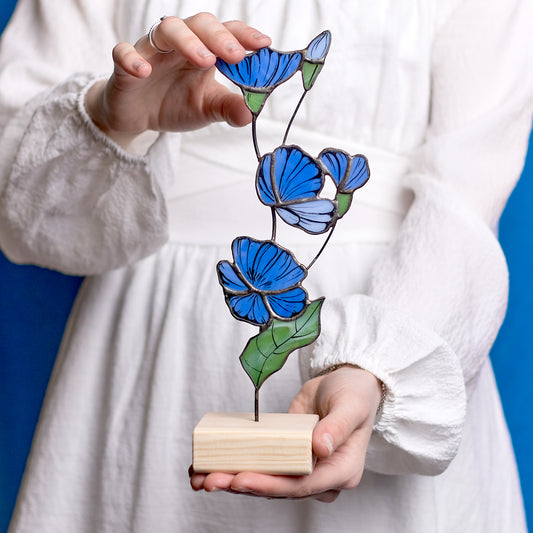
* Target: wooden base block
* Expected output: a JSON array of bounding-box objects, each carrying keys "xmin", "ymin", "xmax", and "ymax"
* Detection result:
[{"xmin": 192, "ymin": 412, "xmax": 319, "ymax": 475}]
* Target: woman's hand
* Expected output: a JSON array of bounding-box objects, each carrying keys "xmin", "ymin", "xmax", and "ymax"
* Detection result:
[
  {"xmin": 85, "ymin": 13, "xmax": 271, "ymax": 147},
  {"xmin": 190, "ymin": 366, "xmax": 383, "ymax": 503}
]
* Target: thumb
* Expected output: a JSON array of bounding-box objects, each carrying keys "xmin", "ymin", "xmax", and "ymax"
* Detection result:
[
  {"xmin": 312, "ymin": 390, "xmax": 367, "ymax": 460},
  {"xmin": 206, "ymin": 85, "xmax": 253, "ymax": 127}
]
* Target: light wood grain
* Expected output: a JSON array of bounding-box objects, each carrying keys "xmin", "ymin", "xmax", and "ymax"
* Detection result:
[{"xmin": 192, "ymin": 412, "xmax": 319, "ymax": 475}]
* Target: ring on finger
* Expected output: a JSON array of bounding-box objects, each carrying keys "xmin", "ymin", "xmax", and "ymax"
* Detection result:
[{"xmin": 148, "ymin": 16, "xmax": 172, "ymax": 54}]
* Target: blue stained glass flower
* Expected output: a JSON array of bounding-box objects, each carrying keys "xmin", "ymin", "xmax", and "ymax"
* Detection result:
[
  {"xmin": 256, "ymin": 146, "xmax": 336, "ymax": 234},
  {"xmin": 305, "ymin": 30, "xmax": 331, "ymax": 61},
  {"xmin": 319, "ymin": 149, "xmax": 370, "ymax": 193},
  {"xmin": 301, "ymin": 30, "xmax": 331, "ymax": 90},
  {"xmin": 216, "ymin": 48, "xmax": 302, "ymax": 114},
  {"xmin": 217, "ymin": 237, "xmax": 308, "ymax": 326}
]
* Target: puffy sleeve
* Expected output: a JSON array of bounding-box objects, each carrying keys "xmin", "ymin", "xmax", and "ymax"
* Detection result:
[
  {"xmin": 0, "ymin": 0, "xmax": 171, "ymax": 275},
  {"xmin": 301, "ymin": 0, "xmax": 533, "ymax": 475}
]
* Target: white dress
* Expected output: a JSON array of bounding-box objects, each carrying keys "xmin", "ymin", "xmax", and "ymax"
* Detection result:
[{"xmin": 1, "ymin": 0, "xmax": 532, "ymax": 531}]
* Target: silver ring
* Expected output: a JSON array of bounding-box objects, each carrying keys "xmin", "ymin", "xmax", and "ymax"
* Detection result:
[{"xmin": 148, "ymin": 16, "xmax": 172, "ymax": 54}]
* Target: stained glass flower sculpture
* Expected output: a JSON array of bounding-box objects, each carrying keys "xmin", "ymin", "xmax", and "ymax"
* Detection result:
[
  {"xmin": 216, "ymin": 48, "xmax": 302, "ymax": 116},
  {"xmin": 214, "ymin": 31, "xmax": 371, "ymax": 420},
  {"xmin": 217, "ymin": 237, "xmax": 308, "ymax": 327},
  {"xmin": 319, "ymin": 149, "xmax": 370, "ymax": 217},
  {"xmin": 256, "ymin": 146, "xmax": 336, "ymax": 234}
]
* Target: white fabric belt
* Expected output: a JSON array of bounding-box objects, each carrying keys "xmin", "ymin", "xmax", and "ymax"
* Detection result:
[{"xmin": 166, "ymin": 121, "xmax": 413, "ymax": 247}]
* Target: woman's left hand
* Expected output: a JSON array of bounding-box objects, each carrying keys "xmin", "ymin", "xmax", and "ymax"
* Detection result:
[{"xmin": 190, "ymin": 366, "xmax": 383, "ymax": 503}]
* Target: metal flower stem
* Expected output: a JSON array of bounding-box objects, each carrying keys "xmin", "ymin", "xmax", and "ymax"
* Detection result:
[
  {"xmin": 254, "ymin": 389, "xmax": 260, "ymax": 422},
  {"xmin": 307, "ymin": 225, "xmax": 336, "ymax": 269},
  {"xmin": 270, "ymin": 207, "xmax": 277, "ymax": 241},
  {"xmin": 252, "ymin": 116, "xmax": 261, "ymax": 160},
  {"xmin": 282, "ymin": 91, "xmax": 308, "ymax": 145}
]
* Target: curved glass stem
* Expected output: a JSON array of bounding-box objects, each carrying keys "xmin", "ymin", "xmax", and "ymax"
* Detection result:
[
  {"xmin": 307, "ymin": 225, "xmax": 336, "ymax": 270},
  {"xmin": 282, "ymin": 90, "xmax": 308, "ymax": 145},
  {"xmin": 252, "ymin": 116, "xmax": 261, "ymax": 160}
]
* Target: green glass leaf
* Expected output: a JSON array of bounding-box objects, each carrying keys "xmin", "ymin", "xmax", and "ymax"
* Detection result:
[
  {"xmin": 336, "ymin": 192, "xmax": 353, "ymax": 217},
  {"xmin": 244, "ymin": 90, "xmax": 268, "ymax": 114},
  {"xmin": 302, "ymin": 61, "xmax": 323, "ymax": 91},
  {"xmin": 240, "ymin": 298, "xmax": 324, "ymax": 390}
]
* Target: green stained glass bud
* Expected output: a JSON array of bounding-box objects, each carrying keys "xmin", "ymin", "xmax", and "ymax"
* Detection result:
[
  {"xmin": 336, "ymin": 192, "xmax": 353, "ymax": 218},
  {"xmin": 302, "ymin": 61, "xmax": 323, "ymax": 91},
  {"xmin": 244, "ymin": 91, "xmax": 268, "ymax": 114}
]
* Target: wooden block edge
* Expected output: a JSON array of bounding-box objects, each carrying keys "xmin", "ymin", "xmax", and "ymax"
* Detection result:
[{"xmin": 192, "ymin": 412, "xmax": 318, "ymax": 475}]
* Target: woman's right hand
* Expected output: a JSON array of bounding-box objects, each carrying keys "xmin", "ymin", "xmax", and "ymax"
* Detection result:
[{"xmin": 85, "ymin": 13, "xmax": 271, "ymax": 147}]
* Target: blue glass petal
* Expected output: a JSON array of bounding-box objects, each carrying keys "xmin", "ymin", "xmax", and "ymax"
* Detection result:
[
  {"xmin": 216, "ymin": 48, "xmax": 302, "ymax": 89},
  {"xmin": 232, "ymin": 237, "xmax": 305, "ymax": 292},
  {"xmin": 277, "ymin": 199, "xmax": 335, "ymax": 234},
  {"xmin": 256, "ymin": 153, "xmax": 276, "ymax": 204},
  {"xmin": 344, "ymin": 155, "xmax": 370, "ymax": 191},
  {"xmin": 266, "ymin": 287, "xmax": 307, "ymax": 319},
  {"xmin": 256, "ymin": 146, "xmax": 324, "ymax": 205},
  {"xmin": 319, "ymin": 149, "xmax": 349, "ymax": 187},
  {"xmin": 217, "ymin": 261, "xmax": 248, "ymax": 292},
  {"xmin": 229, "ymin": 293, "xmax": 270, "ymax": 325},
  {"xmin": 274, "ymin": 147, "xmax": 323, "ymax": 201},
  {"xmin": 276, "ymin": 207, "xmax": 299, "ymax": 225},
  {"xmin": 216, "ymin": 57, "xmax": 249, "ymax": 86},
  {"xmin": 305, "ymin": 31, "xmax": 331, "ymax": 61},
  {"xmin": 320, "ymin": 150, "xmax": 370, "ymax": 192}
]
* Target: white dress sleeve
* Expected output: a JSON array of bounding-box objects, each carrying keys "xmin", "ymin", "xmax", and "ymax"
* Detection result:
[
  {"xmin": 0, "ymin": 0, "xmax": 170, "ymax": 275},
  {"xmin": 302, "ymin": 0, "xmax": 533, "ymax": 475}
]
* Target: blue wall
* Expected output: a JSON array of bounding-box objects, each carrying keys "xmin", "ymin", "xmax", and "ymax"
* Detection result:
[
  {"xmin": 0, "ymin": 2, "xmax": 531, "ymax": 531},
  {"xmin": 491, "ymin": 129, "xmax": 533, "ymax": 529},
  {"xmin": 0, "ymin": 1, "xmax": 15, "ymax": 30},
  {"xmin": 0, "ymin": 7, "xmax": 83, "ymax": 533}
]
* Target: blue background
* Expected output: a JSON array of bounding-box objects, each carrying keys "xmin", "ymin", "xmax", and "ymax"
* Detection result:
[{"xmin": 0, "ymin": 2, "xmax": 532, "ymax": 531}]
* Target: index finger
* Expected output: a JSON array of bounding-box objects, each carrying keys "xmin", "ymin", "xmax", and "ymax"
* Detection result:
[
  {"xmin": 223, "ymin": 19, "xmax": 272, "ymax": 52},
  {"xmin": 183, "ymin": 14, "xmax": 271, "ymax": 61},
  {"xmin": 139, "ymin": 14, "xmax": 271, "ymax": 67}
]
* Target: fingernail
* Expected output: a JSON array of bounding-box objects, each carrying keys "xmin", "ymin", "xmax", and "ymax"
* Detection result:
[
  {"xmin": 226, "ymin": 41, "xmax": 245, "ymax": 53},
  {"xmin": 133, "ymin": 60, "xmax": 148, "ymax": 71},
  {"xmin": 323, "ymin": 433, "xmax": 334, "ymax": 456},
  {"xmin": 232, "ymin": 486, "xmax": 252, "ymax": 493},
  {"xmin": 252, "ymin": 32, "xmax": 269, "ymax": 40},
  {"xmin": 197, "ymin": 47, "xmax": 215, "ymax": 59},
  {"xmin": 207, "ymin": 486, "xmax": 222, "ymax": 492}
]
